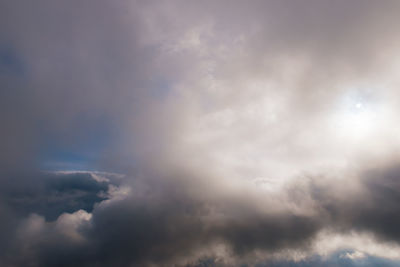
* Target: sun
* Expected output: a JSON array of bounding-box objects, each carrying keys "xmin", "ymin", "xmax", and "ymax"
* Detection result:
[{"xmin": 332, "ymin": 91, "xmax": 378, "ymax": 140}]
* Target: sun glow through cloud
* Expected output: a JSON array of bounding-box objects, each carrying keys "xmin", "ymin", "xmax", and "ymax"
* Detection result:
[{"xmin": 332, "ymin": 89, "xmax": 381, "ymax": 141}]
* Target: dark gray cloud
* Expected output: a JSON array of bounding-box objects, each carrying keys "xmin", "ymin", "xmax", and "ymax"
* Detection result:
[
  {"xmin": 0, "ymin": 161, "xmax": 400, "ymax": 267},
  {"xmin": 2, "ymin": 165, "xmax": 400, "ymax": 266},
  {"xmin": 310, "ymin": 164, "xmax": 400, "ymax": 243},
  {"xmin": 3, "ymin": 171, "xmax": 109, "ymax": 220},
  {"xmin": 0, "ymin": 172, "xmax": 323, "ymax": 266}
]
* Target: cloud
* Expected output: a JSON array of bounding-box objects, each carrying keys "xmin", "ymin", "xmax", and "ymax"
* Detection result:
[
  {"xmin": 2, "ymin": 0, "xmax": 400, "ymax": 266},
  {"xmin": 3, "ymin": 164, "xmax": 400, "ymax": 266},
  {"xmin": 1, "ymin": 171, "xmax": 112, "ymax": 221}
]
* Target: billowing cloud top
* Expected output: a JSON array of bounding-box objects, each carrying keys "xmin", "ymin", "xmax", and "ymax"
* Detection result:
[{"xmin": 2, "ymin": 1, "xmax": 400, "ymax": 266}]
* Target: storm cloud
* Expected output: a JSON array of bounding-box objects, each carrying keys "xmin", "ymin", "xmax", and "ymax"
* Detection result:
[{"xmin": 2, "ymin": 0, "xmax": 400, "ymax": 266}]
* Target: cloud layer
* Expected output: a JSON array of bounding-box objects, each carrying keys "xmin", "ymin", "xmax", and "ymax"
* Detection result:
[{"xmin": 2, "ymin": 0, "xmax": 400, "ymax": 266}]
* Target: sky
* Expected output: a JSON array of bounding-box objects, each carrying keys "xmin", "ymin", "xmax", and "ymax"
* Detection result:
[{"xmin": 2, "ymin": 1, "xmax": 400, "ymax": 266}]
